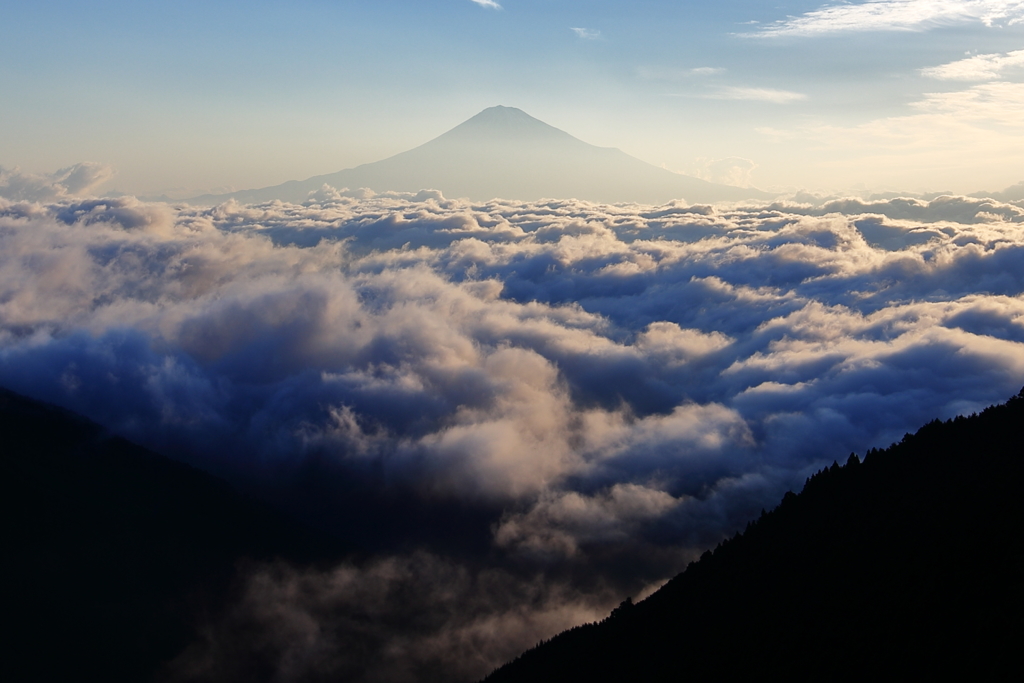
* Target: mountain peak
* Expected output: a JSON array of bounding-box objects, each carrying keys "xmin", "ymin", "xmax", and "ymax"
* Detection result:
[
  {"xmin": 437, "ymin": 105, "xmax": 575, "ymax": 144},
  {"xmin": 467, "ymin": 105, "xmax": 540, "ymax": 124}
]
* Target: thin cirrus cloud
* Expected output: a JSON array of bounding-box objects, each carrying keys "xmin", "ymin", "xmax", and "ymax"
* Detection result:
[
  {"xmin": 755, "ymin": 79, "xmax": 1024, "ymax": 189},
  {"xmin": 752, "ymin": 0, "xmax": 1024, "ymax": 37},
  {"xmin": 3, "ymin": 184, "xmax": 1024, "ymax": 681},
  {"xmin": 570, "ymin": 27, "xmax": 602, "ymax": 39},
  {"xmin": 821, "ymin": 81, "xmax": 1024, "ymax": 149},
  {"xmin": 637, "ymin": 66, "xmax": 726, "ymax": 81},
  {"xmin": 688, "ymin": 67, "xmax": 725, "ymax": 76},
  {"xmin": 471, "ymin": 0, "xmax": 502, "ymax": 9},
  {"xmin": 922, "ymin": 48, "xmax": 1024, "ymax": 80},
  {"xmin": 707, "ymin": 86, "xmax": 807, "ymax": 103}
]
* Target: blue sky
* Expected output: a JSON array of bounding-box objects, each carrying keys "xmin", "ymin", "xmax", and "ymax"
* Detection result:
[{"xmin": 3, "ymin": 0, "xmax": 1024, "ymax": 196}]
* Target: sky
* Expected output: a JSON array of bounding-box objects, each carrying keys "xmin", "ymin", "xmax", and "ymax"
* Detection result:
[{"xmin": 3, "ymin": 0, "xmax": 1024, "ymax": 196}]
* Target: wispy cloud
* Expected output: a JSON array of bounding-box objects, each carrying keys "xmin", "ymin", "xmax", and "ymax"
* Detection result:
[
  {"xmin": 922, "ymin": 48, "xmax": 1024, "ymax": 80},
  {"xmin": 570, "ymin": 27, "xmax": 601, "ymax": 39},
  {"xmin": 637, "ymin": 66, "xmax": 726, "ymax": 81},
  {"xmin": 707, "ymin": 86, "xmax": 807, "ymax": 103},
  {"xmin": 769, "ymin": 81, "xmax": 1024, "ymax": 188},
  {"xmin": 689, "ymin": 67, "xmax": 725, "ymax": 76},
  {"xmin": 912, "ymin": 80, "xmax": 1024, "ymax": 125},
  {"xmin": 752, "ymin": 0, "xmax": 1024, "ymax": 37},
  {"xmin": 471, "ymin": 0, "xmax": 502, "ymax": 9}
]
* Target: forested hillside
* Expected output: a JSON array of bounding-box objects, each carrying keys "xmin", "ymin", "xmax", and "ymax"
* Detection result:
[{"xmin": 485, "ymin": 389, "xmax": 1024, "ymax": 682}]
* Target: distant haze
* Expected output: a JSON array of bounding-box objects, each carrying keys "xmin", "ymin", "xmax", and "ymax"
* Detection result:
[
  {"xmin": 4, "ymin": 2, "xmax": 1024, "ymax": 196},
  {"xmin": 188, "ymin": 107, "xmax": 774, "ymax": 205}
]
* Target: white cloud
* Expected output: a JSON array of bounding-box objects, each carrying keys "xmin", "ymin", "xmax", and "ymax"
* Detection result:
[
  {"xmin": 570, "ymin": 27, "xmax": 602, "ymax": 39},
  {"xmin": 911, "ymin": 80, "xmax": 1024, "ymax": 125},
  {"xmin": 689, "ymin": 157, "xmax": 759, "ymax": 187},
  {"xmin": 689, "ymin": 66, "xmax": 725, "ymax": 75},
  {"xmin": 0, "ymin": 163, "xmax": 115, "ymax": 202},
  {"xmin": 753, "ymin": 0, "xmax": 1024, "ymax": 37},
  {"xmin": 707, "ymin": 86, "xmax": 807, "ymax": 103},
  {"xmin": 471, "ymin": 0, "xmax": 502, "ymax": 9},
  {"xmin": 922, "ymin": 48, "xmax": 1024, "ymax": 80}
]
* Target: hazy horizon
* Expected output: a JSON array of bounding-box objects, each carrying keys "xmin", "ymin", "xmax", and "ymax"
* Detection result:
[{"xmin": 4, "ymin": 1, "xmax": 1024, "ymax": 198}]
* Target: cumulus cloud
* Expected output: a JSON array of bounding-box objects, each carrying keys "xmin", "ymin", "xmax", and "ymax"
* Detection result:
[
  {"xmin": 494, "ymin": 484, "xmax": 684, "ymax": 558},
  {"xmin": 691, "ymin": 157, "xmax": 758, "ymax": 187},
  {"xmin": 752, "ymin": 0, "xmax": 1024, "ymax": 37},
  {"xmin": 0, "ymin": 163, "xmax": 115, "ymax": 201},
  {"xmin": 3, "ymin": 186, "xmax": 1024, "ymax": 680},
  {"xmin": 922, "ymin": 48, "xmax": 1024, "ymax": 80}
]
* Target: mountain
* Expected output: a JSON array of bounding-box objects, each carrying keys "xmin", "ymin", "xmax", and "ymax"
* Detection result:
[
  {"xmin": 971, "ymin": 180, "xmax": 1024, "ymax": 202},
  {"xmin": 188, "ymin": 106, "xmax": 775, "ymax": 205},
  {"xmin": 1, "ymin": 387, "xmax": 347, "ymax": 683},
  {"xmin": 482, "ymin": 389, "xmax": 1024, "ymax": 682}
]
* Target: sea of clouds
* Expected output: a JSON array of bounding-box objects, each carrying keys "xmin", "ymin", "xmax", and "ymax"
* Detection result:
[{"xmin": 2, "ymin": 181, "xmax": 1023, "ymax": 681}]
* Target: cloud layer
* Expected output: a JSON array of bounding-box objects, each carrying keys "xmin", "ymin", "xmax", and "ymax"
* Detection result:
[{"xmin": 3, "ymin": 187, "xmax": 1023, "ymax": 680}]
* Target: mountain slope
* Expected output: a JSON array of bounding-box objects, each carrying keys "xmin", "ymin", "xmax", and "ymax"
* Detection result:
[
  {"xmin": 483, "ymin": 389, "xmax": 1024, "ymax": 682},
  {"xmin": 189, "ymin": 107, "xmax": 774, "ymax": 205},
  {"xmin": 1, "ymin": 387, "xmax": 347, "ymax": 683}
]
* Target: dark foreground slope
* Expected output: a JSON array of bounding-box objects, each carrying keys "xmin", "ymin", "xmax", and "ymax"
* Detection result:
[
  {"xmin": 485, "ymin": 389, "xmax": 1024, "ymax": 682},
  {"xmin": 1, "ymin": 387, "xmax": 346, "ymax": 683}
]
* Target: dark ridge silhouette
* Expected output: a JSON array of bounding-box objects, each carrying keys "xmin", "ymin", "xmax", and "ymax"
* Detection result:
[
  {"xmin": 0, "ymin": 386, "xmax": 348, "ymax": 683},
  {"xmin": 186, "ymin": 106, "xmax": 776, "ymax": 206},
  {"xmin": 483, "ymin": 388, "xmax": 1024, "ymax": 682}
]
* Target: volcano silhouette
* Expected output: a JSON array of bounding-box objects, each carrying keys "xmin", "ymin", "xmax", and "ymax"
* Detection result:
[{"xmin": 189, "ymin": 106, "xmax": 774, "ymax": 205}]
